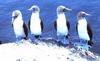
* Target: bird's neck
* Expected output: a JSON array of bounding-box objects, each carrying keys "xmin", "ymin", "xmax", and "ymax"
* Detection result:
[
  {"xmin": 18, "ymin": 15, "xmax": 23, "ymax": 19},
  {"xmin": 78, "ymin": 17, "xmax": 86, "ymax": 21},
  {"xmin": 78, "ymin": 17, "xmax": 87, "ymax": 25},
  {"xmin": 31, "ymin": 12, "xmax": 39, "ymax": 18},
  {"xmin": 57, "ymin": 13, "xmax": 66, "ymax": 19},
  {"xmin": 13, "ymin": 15, "xmax": 23, "ymax": 26},
  {"xmin": 77, "ymin": 15, "xmax": 85, "ymax": 20}
]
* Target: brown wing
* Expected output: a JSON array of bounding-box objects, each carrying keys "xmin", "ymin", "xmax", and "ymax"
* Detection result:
[
  {"xmin": 66, "ymin": 21, "xmax": 70, "ymax": 30},
  {"xmin": 41, "ymin": 20, "xmax": 43, "ymax": 31},
  {"xmin": 28, "ymin": 19, "xmax": 30, "ymax": 30},
  {"xmin": 54, "ymin": 21, "xmax": 57, "ymax": 31},
  {"xmin": 87, "ymin": 24, "xmax": 94, "ymax": 46},
  {"xmin": 12, "ymin": 23, "xmax": 13, "ymax": 27},
  {"xmin": 76, "ymin": 22, "xmax": 78, "ymax": 34},
  {"xmin": 87, "ymin": 24, "xmax": 93, "ymax": 40},
  {"xmin": 23, "ymin": 22, "xmax": 28, "ymax": 37}
]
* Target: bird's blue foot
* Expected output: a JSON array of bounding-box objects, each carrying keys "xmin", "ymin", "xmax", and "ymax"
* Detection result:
[
  {"xmin": 15, "ymin": 39, "xmax": 25, "ymax": 45},
  {"xmin": 74, "ymin": 39, "xmax": 91, "ymax": 51},
  {"xmin": 56, "ymin": 36, "xmax": 70, "ymax": 47}
]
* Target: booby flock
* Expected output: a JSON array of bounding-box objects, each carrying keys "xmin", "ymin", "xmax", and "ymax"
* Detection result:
[{"xmin": 11, "ymin": 5, "xmax": 94, "ymax": 48}]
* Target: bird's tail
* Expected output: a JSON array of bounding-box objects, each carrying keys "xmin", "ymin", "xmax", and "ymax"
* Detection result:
[
  {"xmin": 88, "ymin": 40, "xmax": 94, "ymax": 46},
  {"xmin": 23, "ymin": 37, "xmax": 28, "ymax": 40}
]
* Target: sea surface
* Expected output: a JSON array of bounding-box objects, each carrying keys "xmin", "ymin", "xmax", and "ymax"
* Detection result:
[{"xmin": 0, "ymin": 0, "xmax": 100, "ymax": 54}]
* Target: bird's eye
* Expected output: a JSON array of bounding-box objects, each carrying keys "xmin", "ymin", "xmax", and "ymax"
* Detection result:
[
  {"xmin": 63, "ymin": 9, "xmax": 67, "ymax": 12},
  {"xmin": 82, "ymin": 14, "xmax": 85, "ymax": 17},
  {"xmin": 13, "ymin": 16, "xmax": 17, "ymax": 19},
  {"xmin": 32, "ymin": 8, "xmax": 37, "ymax": 12}
]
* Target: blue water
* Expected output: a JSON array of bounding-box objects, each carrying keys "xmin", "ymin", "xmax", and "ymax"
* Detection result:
[{"xmin": 0, "ymin": 0, "xmax": 100, "ymax": 54}]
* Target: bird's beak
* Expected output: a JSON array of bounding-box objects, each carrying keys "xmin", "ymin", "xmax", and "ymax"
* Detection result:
[
  {"xmin": 63, "ymin": 8, "xmax": 72, "ymax": 12},
  {"xmin": 82, "ymin": 12, "xmax": 91, "ymax": 16},
  {"xmin": 28, "ymin": 7, "xmax": 32, "ymax": 11},
  {"xmin": 65, "ymin": 8, "xmax": 72, "ymax": 11},
  {"xmin": 85, "ymin": 13, "xmax": 91, "ymax": 16}
]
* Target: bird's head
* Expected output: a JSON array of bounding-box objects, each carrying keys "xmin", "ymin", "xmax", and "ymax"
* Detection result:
[
  {"xmin": 12, "ymin": 10, "xmax": 22, "ymax": 19},
  {"xmin": 77, "ymin": 11, "xmax": 90, "ymax": 18},
  {"xmin": 28, "ymin": 5, "xmax": 40, "ymax": 13},
  {"xmin": 12, "ymin": 10, "xmax": 22, "ymax": 23},
  {"xmin": 57, "ymin": 5, "xmax": 71, "ymax": 14}
]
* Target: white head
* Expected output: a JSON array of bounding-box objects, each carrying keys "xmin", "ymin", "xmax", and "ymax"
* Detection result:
[
  {"xmin": 77, "ymin": 11, "xmax": 90, "ymax": 19},
  {"xmin": 57, "ymin": 5, "xmax": 71, "ymax": 14},
  {"xmin": 28, "ymin": 5, "xmax": 40, "ymax": 13},
  {"xmin": 12, "ymin": 10, "xmax": 22, "ymax": 22}
]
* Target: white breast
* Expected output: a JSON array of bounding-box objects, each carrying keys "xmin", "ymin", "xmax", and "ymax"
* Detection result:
[
  {"xmin": 57, "ymin": 14, "xmax": 68, "ymax": 36},
  {"xmin": 13, "ymin": 16, "xmax": 25, "ymax": 38},
  {"xmin": 78, "ymin": 19, "xmax": 90, "ymax": 40},
  {"xmin": 30, "ymin": 13, "xmax": 41, "ymax": 35}
]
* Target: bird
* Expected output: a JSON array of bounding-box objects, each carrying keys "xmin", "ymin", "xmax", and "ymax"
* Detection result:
[
  {"xmin": 28, "ymin": 5, "xmax": 43, "ymax": 39},
  {"xmin": 54, "ymin": 5, "xmax": 71, "ymax": 45},
  {"xmin": 12, "ymin": 10, "xmax": 28, "ymax": 41},
  {"xmin": 76, "ymin": 11, "xmax": 93, "ymax": 46}
]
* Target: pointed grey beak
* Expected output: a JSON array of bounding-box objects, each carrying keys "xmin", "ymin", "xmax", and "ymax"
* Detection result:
[
  {"xmin": 28, "ymin": 7, "xmax": 32, "ymax": 11},
  {"xmin": 65, "ymin": 8, "xmax": 72, "ymax": 11},
  {"xmin": 81, "ymin": 11, "xmax": 91, "ymax": 16},
  {"xmin": 85, "ymin": 13, "xmax": 91, "ymax": 16},
  {"xmin": 66, "ymin": 8, "xmax": 72, "ymax": 11},
  {"xmin": 63, "ymin": 8, "xmax": 72, "ymax": 12}
]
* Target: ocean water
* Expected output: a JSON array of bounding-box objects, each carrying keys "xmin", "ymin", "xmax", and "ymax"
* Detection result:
[{"xmin": 0, "ymin": 0, "xmax": 100, "ymax": 54}]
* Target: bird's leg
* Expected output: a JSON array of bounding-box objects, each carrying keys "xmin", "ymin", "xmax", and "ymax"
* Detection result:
[
  {"xmin": 15, "ymin": 38, "xmax": 20, "ymax": 45},
  {"xmin": 15, "ymin": 37, "xmax": 24, "ymax": 45},
  {"xmin": 33, "ymin": 35, "xmax": 41, "ymax": 44},
  {"xmin": 16, "ymin": 36, "xmax": 19, "ymax": 41},
  {"xmin": 79, "ymin": 40, "xmax": 90, "ymax": 51},
  {"xmin": 79, "ymin": 39, "xmax": 84, "ymax": 44},
  {"xmin": 66, "ymin": 34, "xmax": 72, "ymax": 45},
  {"xmin": 56, "ymin": 35, "xmax": 61, "ymax": 42}
]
